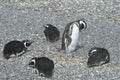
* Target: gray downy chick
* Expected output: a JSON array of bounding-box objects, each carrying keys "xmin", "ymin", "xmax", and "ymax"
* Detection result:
[{"xmin": 43, "ymin": 24, "xmax": 60, "ymax": 42}]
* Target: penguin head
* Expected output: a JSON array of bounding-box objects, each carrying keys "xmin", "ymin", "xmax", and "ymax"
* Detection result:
[
  {"xmin": 88, "ymin": 47, "xmax": 98, "ymax": 56},
  {"xmin": 28, "ymin": 58, "xmax": 36, "ymax": 68},
  {"xmin": 78, "ymin": 20, "xmax": 87, "ymax": 31},
  {"xmin": 3, "ymin": 53, "xmax": 11, "ymax": 60},
  {"xmin": 43, "ymin": 24, "xmax": 53, "ymax": 29},
  {"xmin": 22, "ymin": 40, "xmax": 34, "ymax": 48}
]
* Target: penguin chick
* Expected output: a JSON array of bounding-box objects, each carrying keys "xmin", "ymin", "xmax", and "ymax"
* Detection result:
[
  {"xmin": 43, "ymin": 24, "xmax": 60, "ymax": 42},
  {"xmin": 61, "ymin": 20, "xmax": 87, "ymax": 52},
  {"xmin": 28, "ymin": 57, "xmax": 54, "ymax": 77},
  {"xmin": 87, "ymin": 47, "xmax": 110, "ymax": 67},
  {"xmin": 3, "ymin": 40, "xmax": 34, "ymax": 59}
]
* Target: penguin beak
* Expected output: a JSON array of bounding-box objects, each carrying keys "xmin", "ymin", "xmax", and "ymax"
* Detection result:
[
  {"xmin": 22, "ymin": 40, "xmax": 34, "ymax": 44},
  {"xmin": 27, "ymin": 62, "xmax": 35, "ymax": 68},
  {"xmin": 29, "ymin": 40, "xmax": 34, "ymax": 45},
  {"xmin": 43, "ymin": 25, "xmax": 49, "ymax": 28},
  {"xmin": 26, "ymin": 63, "xmax": 30, "ymax": 66},
  {"xmin": 43, "ymin": 25, "xmax": 47, "ymax": 28},
  {"xmin": 43, "ymin": 25, "xmax": 46, "ymax": 28},
  {"xmin": 30, "ymin": 40, "xmax": 34, "ymax": 44},
  {"xmin": 26, "ymin": 61, "xmax": 31, "ymax": 66},
  {"xmin": 25, "ymin": 40, "xmax": 34, "ymax": 47},
  {"xmin": 27, "ymin": 62, "xmax": 31, "ymax": 66}
]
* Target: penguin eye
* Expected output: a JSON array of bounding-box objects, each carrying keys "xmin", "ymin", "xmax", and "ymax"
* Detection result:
[
  {"xmin": 26, "ymin": 43, "xmax": 31, "ymax": 47},
  {"xmin": 29, "ymin": 61, "xmax": 35, "ymax": 66},
  {"xmin": 29, "ymin": 59, "xmax": 36, "ymax": 66},
  {"xmin": 24, "ymin": 42, "xmax": 31, "ymax": 47},
  {"xmin": 30, "ymin": 61, "xmax": 35, "ymax": 65},
  {"xmin": 46, "ymin": 25, "xmax": 49, "ymax": 28},
  {"xmin": 79, "ymin": 20, "xmax": 86, "ymax": 30}
]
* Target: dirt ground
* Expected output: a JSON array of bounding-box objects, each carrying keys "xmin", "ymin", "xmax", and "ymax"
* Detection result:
[{"xmin": 0, "ymin": 0, "xmax": 120, "ymax": 80}]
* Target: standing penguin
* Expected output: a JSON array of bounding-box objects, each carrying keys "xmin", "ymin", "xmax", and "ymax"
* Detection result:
[
  {"xmin": 28, "ymin": 57, "xmax": 54, "ymax": 77},
  {"xmin": 61, "ymin": 20, "xmax": 87, "ymax": 53},
  {"xmin": 43, "ymin": 24, "xmax": 60, "ymax": 42},
  {"xmin": 3, "ymin": 40, "xmax": 34, "ymax": 59},
  {"xmin": 87, "ymin": 47, "xmax": 110, "ymax": 67}
]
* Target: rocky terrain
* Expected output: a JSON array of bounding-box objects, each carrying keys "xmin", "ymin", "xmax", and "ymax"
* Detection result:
[{"xmin": 0, "ymin": 0, "xmax": 120, "ymax": 80}]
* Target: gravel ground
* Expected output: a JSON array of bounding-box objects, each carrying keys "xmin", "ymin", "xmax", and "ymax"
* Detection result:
[{"xmin": 0, "ymin": 0, "xmax": 120, "ymax": 80}]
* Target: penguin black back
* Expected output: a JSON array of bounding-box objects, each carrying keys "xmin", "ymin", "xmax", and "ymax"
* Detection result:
[
  {"xmin": 87, "ymin": 47, "xmax": 110, "ymax": 67},
  {"xmin": 43, "ymin": 24, "xmax": 60, "ymax": 42},
  {"xmin": 28, "ymin": 57, "xmax": 54, "ymax": 77}
]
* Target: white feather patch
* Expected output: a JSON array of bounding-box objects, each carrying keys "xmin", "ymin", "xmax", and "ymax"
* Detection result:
[
  {"xmin": 105, "ymin": 55, "xmax": 108, "ymax": 60},
  {"xmin": 24, "ymin": 42, "xmax": 27, "ymax": 48},
  {"xmin": 68, "ymin": 23, "xmax": 79, "ymax": 52},
  {"xmin": 91, "ymin": 49, "xmax": 97, "ymax": 53},
  {"xmin": 45, "ymin": 25, "xmax": 49, "ymax": 28},
  {"xmin": 32, "ymin": 68, "xmax": 39, "ymax": 75},
  {"xmin": 79, "ymin": 20, "xmax": 86, "ymax": 27},
  {"xmin": 65, "ymin": 38, "xmax": 69, "ymax": 53}
]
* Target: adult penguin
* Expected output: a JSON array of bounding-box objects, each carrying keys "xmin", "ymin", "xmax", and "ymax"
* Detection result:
[{"xmin": 61, "ymin": 20, "xmax": 87, "ymax": 53}]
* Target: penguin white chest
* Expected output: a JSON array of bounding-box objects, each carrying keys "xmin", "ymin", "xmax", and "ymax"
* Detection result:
[{"xmin": 68, "ymin": 25, "xmax": 79, "ymax": 52}]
